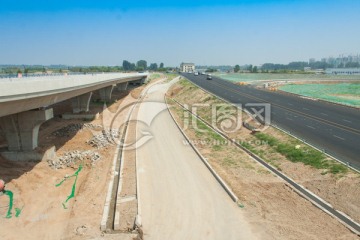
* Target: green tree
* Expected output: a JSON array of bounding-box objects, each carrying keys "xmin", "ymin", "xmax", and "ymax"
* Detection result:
[
  {"xmin": 252, "ymin": 66, "xmax": 258, "ymax": 73},
  {"xmin": 247, "ymin": 64, "xmax": 253, "ymax": 72},
  {"xmin": 159, "ymin": 62, "xmax": 164, "ymax": 68},
  {"xmin": 122, "ymin": 60, "xmax": 132, "ymax": 71},
  {"xmin": 137, "ymin": 60, "xmax": 147, "ymax": 70},
  {"xmin": 234, "ymin": 65, "xmax": 240, "ymax": 73},
  {"xmin": 130, "ymin": 63, "xmax": 136, "ymax": 71},
  {"xmin": 149, "ymin": 63, "xmax": 158, "ymax": 71}
]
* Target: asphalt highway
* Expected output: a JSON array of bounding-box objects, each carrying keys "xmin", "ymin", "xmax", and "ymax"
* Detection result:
[{"xmin": 180, "ymin": 73, "xmax": 360, "ymax": 170}]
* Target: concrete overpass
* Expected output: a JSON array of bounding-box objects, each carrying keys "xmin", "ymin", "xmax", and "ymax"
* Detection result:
[{"xmin": 0, "ymin": 72, "xmax": 148, "ymax": 153}]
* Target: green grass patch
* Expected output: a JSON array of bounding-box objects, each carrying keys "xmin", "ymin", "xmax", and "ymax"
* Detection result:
[
  {"xmin": 178, "ymin": 78, "xmax": 194, "ymax": 88},
  {"xmin": 275, "ymin": 143, "xmax": 327, "ymax": 167},
  {"xmin": 149, "ymin": 73, "xmax": 161, "ymax": 80},
  {"xmin": 253, "ymin": 132, "xmax": 347, "ymax": 174},
  {"xmin": 328, "ymin": 164, "xmax": 348, "ymax": 174},
  {"xmin": 164, "ymin": 73, "xmax": 178, "ymax": 81},
  {"xmin": 253, "ymin": 132, "xmax": 279, "ymax": 146}
]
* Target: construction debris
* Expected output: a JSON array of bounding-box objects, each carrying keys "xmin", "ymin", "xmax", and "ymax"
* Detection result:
[
  {"xmin": 52, "ymin": 123, "xmax": 102, "ymax": 137},
  {"xmin": 87, "ymin": 129, "xmax": 120, "ymax": 149},
  {"xmin": 47, "ymin": 150, "xmax": 101, "ymax": 169}
]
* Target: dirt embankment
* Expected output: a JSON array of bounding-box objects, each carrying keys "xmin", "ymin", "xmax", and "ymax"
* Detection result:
[
  {"xmin": 167, "ymin": 79, "xmax": 360, "ymax": 240},
  {"xmin": 0, "ymin": 75, "xmax": 163, "ymax": 240}
]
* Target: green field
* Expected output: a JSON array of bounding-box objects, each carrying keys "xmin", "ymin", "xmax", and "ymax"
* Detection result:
[
  {"xmin": 279, "ymin": 83, "xmax": 360, "ymax": 107},
  {"xmin": 215, "ymin": 73, "xmax": 360, "ymax": 83},
  {"xmin": 215, "ymin": 73, "xmax": 360, "ymax": 107}
]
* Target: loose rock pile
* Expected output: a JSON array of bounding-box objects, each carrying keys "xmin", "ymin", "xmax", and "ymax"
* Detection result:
[
  {"xmin": 52, "ymin": 123, "xmax": 102, "ymax": 137},
  {"xmin": 48, "ymin": 150, "xmax": 101, "ymax": 169},
  {"xmin": 87, "ymin": 129, "xmax": 120, "ymax": 149}
]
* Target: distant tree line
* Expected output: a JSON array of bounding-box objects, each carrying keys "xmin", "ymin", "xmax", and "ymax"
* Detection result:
[
  {"xmin": 230, "ymin": 60, "xmax": 360, "ymax": 74},
  {"xmin": 261, "ymin": 61, "xmax": 360, "ymax": 71},
  {"xmin": 122, "ymin": 60, "xmax": 166, "ymax": 72},
  {"xmin": 0, "ymin": 60, "xmax": 168, "ymax": 75},
  {"xmin": 69, "ymin": 66, "xmax": 123, "ymax": 73}
]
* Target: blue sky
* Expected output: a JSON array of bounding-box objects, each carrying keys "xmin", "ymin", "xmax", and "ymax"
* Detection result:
[{"xmin": 0, "ymin": 0, "xmax": 359, "ymax": 66}]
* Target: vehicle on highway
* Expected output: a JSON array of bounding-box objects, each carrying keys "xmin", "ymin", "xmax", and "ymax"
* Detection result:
[
  {"xmin": 207, "ymin": 74, "xmax": 212, "ymax": 80},
  {"xmin": 201, "ymin": 72, "xmax": 206, "ymax": 75},
  {"xmin": 194, "ymin": 72, "xmax": 199, "ymax": 76}
]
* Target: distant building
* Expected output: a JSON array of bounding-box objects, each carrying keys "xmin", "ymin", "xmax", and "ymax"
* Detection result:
[
  {"xmin": 180, "ymin": 63, "xmax": 195, "ymax": 72},
  {"xmin": 326, "ymin": 68, "xmax": 360, "ymax": 75}
]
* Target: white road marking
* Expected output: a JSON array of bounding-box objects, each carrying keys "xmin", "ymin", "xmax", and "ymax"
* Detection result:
[
  {"xmin": 303, "ymin": 107, "xmax": 309, "ymax": 111},
  {"xmin": 320, "ymin": 113, "xmax": 328, "ymax": 116},
  {"xmin": 286, "ymin": 117, "xmax": 293, "ymax": 121},
  {"xmin": 343, "ymin": 119, "xmax": 352, "ymax": 123},
  {"xmin": 306, "ymin": 125, "xmax": 315, "ymax": 129},
  {"xmin": 333, "ymin": 135, "xmax": 345, "ymax": 141},
  {"xmin": 287, "ymin": 103, "xmax": 293, "ymax": 106}
]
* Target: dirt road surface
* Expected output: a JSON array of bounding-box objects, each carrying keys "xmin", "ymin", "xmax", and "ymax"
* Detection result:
[{"xmin": 135, "ymin": 80, "xmax": 260, "ymax": 239}]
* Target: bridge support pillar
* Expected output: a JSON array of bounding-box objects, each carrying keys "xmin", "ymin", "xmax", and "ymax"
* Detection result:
[
  {"xmin": 0, "ymin": 109, "xmax": 53, "ymax": 151},
  {"xmin": 116, "ymin": 82, "xmax": 128, "ymax": 91},
  {"xmin": 99, "ymin": 85, "xmax": 115, "ymax": 102},
  {"xmin": 71, "ymin": 92, "xmax": 93, "ymax": 113}
]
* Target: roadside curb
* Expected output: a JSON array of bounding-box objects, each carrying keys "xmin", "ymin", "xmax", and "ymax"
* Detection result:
[
  {"xmin": 101, "ymin": 96, "xmax": 136, "ymax": 231},
  {"xmin": 114, "ymin": 102, "xmax": 135, "ymax": 231},
  {"xmin": 164, "ymin": 94, "xmax": 239, "ymax": 203},
  {"xmin": 101, "ymin": 144, "xmax": 120, "ymax": 231},
  {"xmin": 100, "ymin": 77, "xmax": 167, "ymax": 231}
]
